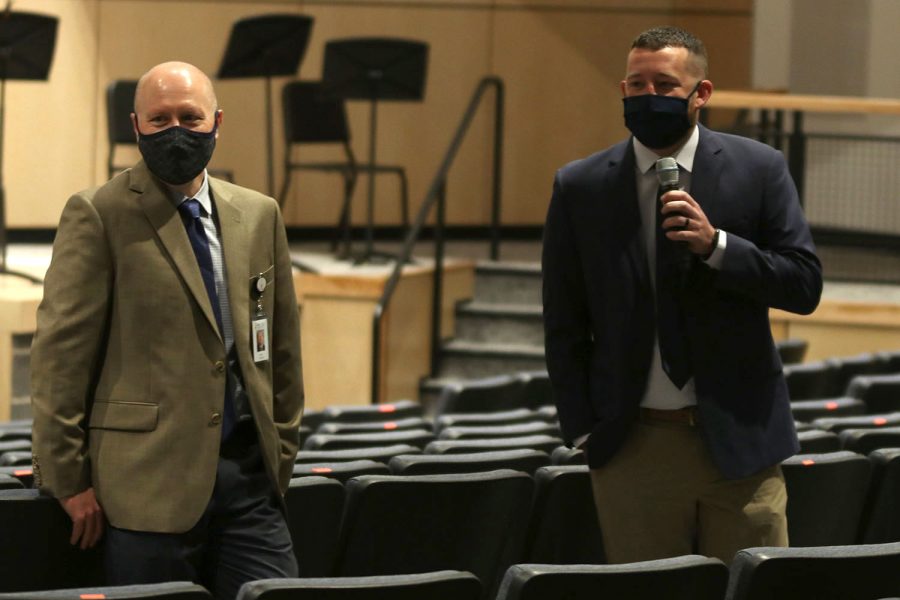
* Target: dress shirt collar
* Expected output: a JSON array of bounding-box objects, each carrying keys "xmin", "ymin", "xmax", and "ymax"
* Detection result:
[
  {"xmin": 633, "ymin": 125, "xmax": 700, "ymax": 175},
  {"xmin": 171, "ymin": 170, "xmax": 212, "ymax": 215}
]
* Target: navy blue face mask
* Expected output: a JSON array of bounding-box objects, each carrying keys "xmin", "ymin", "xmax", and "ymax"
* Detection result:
[
  {"xmin": 623, "ymin": 82, "xmax": 701, "ymax": 149},
  {"xmin": 136, "ymin": 114, "xmax": 219, "ymax": 185}
]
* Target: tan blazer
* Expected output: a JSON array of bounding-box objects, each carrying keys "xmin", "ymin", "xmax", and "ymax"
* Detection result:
[{"xmin": 30, "ymin": 161, "xmax": 304, "ymax": 533}]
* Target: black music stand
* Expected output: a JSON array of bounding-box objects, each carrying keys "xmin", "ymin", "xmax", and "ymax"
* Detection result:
[
  {"xmin": 0, "ymin": 9, "xmax": 57, "ymax": 284},
  {"xmin": 323, "ymin": 37, "xmax": 428, "ymax": 264},
  {"xmin": 217, "ymin": 14, "xmax": 313, "ymax": 197}
]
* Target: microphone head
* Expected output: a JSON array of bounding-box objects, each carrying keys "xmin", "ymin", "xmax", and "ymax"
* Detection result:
[{"xmin": 655, "ymin": 157, "xmax": 679, "ymax": 191}]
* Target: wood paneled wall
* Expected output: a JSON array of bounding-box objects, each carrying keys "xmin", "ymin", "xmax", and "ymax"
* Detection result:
[{"xmin": 6, "ymin": 0, "xmax": 751, "ymax": 229}]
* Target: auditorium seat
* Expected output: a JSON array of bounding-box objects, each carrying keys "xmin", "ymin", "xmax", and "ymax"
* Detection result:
[
  {"xmin": 847, "ymin": 374, "xmax": 900, "ymax": 414},
  {"xmin": 335, "ymin": 470, "xmax": 533, "ymax": 596},
  {"xmin": 725, "ymin": 542, "xmax": 900, "ymax": 600},
  {"xmin": 438, "ymin": 422, "xmax": 561, "ymax": 440},
  {"xmin": 236, "ymin": 571, "xmax": 481, "ymax": 600},
  {"xmin": 496, "ymin": 556, "xmax": 729, "ymax": 600},
  {"xmin": 425, "ymin": 435, "xmax": 564, "ymax": 455},
  {"xmin": 295, "ymin": 444, "xmax": 421, "ymax": 465},
  {"xmin": 796, "ymin": 429, "xmax": 841, "ymax": 454},
  {"xmin": 839, "ymin": 427, "xmax": 900, "ymax": 455},
  {"xmin": 784, "ymin": 361, "xmax": 837, "ymax": 400},
  {"xmin": 0, "ymin": 489, "xmax": 104, "ymax": 592},
  {"xmin": 875, "ymin": 350, "xmax": 900, "ymax": 374},
  {"xmin": 826, "ymin": 353, "xmax": 884, "ymax": 396},
  {"xmin": 297, "ymin": 426, "xmax": 312, "ymax": 449},
  {"xmin": 0, "ymin": 427, "xmax": 32, "ymax": 442},
  {"xmin": 284, "ymin": 476, "xmax": 344, "ymax": 577},
  {"xmin": 292, "ymin": 460, "xmax": 389, "ymax": 483},
  {"xmin": 0, "ymin": 582, "xmax": 212, "ymax": 600},
  {"xmin": 790, "ymin": 397, "xmax": 866, "ymax": 421},
  {"xmin": 525, "ymin": 465, "xmax": 605, "ymax": 564},
  {"xmin": 517, "ymin": 370, "xmax": 554, "ymax": 408},
  {"xmin": 434, "ymin": 375, "xmax": 526, "ymax": 416},
  {"xmin": 0, "ymin": 451, "xmax": 32, "ymax": 467},
  {"xmin": 435, "ymin": 409, "xmax": 555, "ymax": 434},
  {"xmin": 550, "ymin": 446, "xmax": 585, "ymax": 465},
  {"xmin": 321, "ymin": 400, "xmax": 422, "ymax": 423},
  {"xmin": 812, "ymin": 412, "xmax": 900, "ymax": 433},
  {"xmin": 776, "ymin": 338, "xmax": 808, "ymax": 365},
  {"xmin": 794, "ymin": 420, "xmax": 815, "ymax": 432},
  {"xmin": 781, "ymin": 451, "xmax": 872, "ymax": 546},
  {"xmin": 0, "ymin": 474, "xmax": 23, "ymax": 490},
  {"xmin": 859, "ymin": 448, "xmax": 900, "ymax": 544},
  {"xmin": 0, "ymin": 466, "xmax": 33, "ymax": 488},
  {"xmin": 301, "ymin": 409, "xmax": 326, "ymax": 432},
  {"xmin": 303, "ymin": 429, "xmax": 434, "ymax": 451},
  {"xmin": 316, "ymin": 417, "xmax": 432, "ymax": 435},
  {"xmin": 0, "ymin": 439, "xmax": 31, "ymax": 454},
  {"xmin": 388, "ymin": 449, "xmax": 550, "ymax": 476},
  {"xmin": 536, "ymin": 405, "xmax": 558, "ymax": 420}
]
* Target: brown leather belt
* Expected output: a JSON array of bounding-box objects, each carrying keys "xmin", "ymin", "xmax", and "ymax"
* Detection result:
[{"xmin": 640, "ymin": 407, "xmax": 698, "ymax": 426}]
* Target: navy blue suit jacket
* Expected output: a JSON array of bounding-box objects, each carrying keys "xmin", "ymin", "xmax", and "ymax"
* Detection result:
[{"xmin": 542, "ymin": 126, "xmax": 823, "ymax": 479}]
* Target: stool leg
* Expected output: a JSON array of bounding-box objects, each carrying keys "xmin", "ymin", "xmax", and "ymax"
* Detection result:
[
  {"xmin": 336, "ymin": 169, "xmax": 357, "ymax": 256},
  {"xmin": 398, "ymin": 169, "xmax": 410, "ymax": 231}
]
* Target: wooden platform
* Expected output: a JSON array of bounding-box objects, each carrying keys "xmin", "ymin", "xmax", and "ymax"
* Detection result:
[
  {"xmin": 771, "ymin": 282, "xmax": 900, "ymax": 361},
  {"xmin": 294, "ymin": 254, "xmax": 475, "ymax": 409}
]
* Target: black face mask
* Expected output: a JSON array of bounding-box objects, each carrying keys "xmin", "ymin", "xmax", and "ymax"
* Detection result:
[
  {"xmin": 136, "ymin": 115, "xmax": 219, "ymax": 185},
  {"xmin": 623, "ymin": 82, "xmax": 701, "ymax": 149}
]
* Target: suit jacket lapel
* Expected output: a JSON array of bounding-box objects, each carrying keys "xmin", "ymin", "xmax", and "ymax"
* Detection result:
[
  {"xmin": 690, "ymin": 126, "xmax": 724, "ymax": 219},
  {"xmin": 210, "ymin": 179, "xmax": 248, "ymax": 357},
  {"xmin": 607, "ymin": 140, "xmax": 651, "ymax": 292},
  {"xmin": 132, "ymin": 162, "xmax": 223, "ymax": 344}
]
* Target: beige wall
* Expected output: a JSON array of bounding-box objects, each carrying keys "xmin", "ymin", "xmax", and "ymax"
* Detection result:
[{"xmin": 7, "ymin": 0, "xmax": 752, "ymax": 229}]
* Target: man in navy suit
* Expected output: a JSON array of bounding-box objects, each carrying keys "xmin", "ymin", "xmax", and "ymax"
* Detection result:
[{"xmin": 542, "ymin": 27, "xmax": 822, "ymax": 563}]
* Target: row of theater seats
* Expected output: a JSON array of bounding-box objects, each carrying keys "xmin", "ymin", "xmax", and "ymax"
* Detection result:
[
  {"xmin": 4, "ymin": 439, "xmax": 898, "ymax": 591},
  {"xmin": 2, "ymin": 542, "xmax": 900, "ymax": 600}
]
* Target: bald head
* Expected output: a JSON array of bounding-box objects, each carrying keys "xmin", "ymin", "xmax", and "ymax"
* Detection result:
[
  {"xmin": 134, "ymin": 61, "xmax": 217, "ymax": 115},
  {"xmin": 132, "ymin": 61, "xmax": 221, "ymax": 142}
]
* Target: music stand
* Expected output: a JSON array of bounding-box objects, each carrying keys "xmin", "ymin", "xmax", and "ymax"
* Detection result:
[
  {"xmin": 0, "ymin": 9, "xmax": 57, "ymax": 284},
  {"xmin": 218, "ymin": 14, "xmax": 313, "ymax": 197},
  {"xmin": 323, "ymin": 37, "xmax": 428, "ymax": 264}
]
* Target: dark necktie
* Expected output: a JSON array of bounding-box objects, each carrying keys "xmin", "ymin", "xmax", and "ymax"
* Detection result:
[
  {"xmin": 177, "ymin": 198, "xmax": 235, "ymax": 437},
  {"xmin": 655, "ymin": 186, "xmax": 692, "ymax": 389},
  {"xmin": 177, "ymin": 199, "xmax": 224, "ymax": 335}
]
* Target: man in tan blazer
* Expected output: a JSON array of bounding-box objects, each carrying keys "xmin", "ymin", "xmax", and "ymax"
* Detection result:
[{"xmin": 30, "ymin": 62, "xmax": 303, "ymax": 599}]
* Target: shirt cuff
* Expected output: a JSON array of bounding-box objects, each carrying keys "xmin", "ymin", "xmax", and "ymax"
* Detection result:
[
  {"xmin": 573, "ymin": 433, "xmax": 590, "ymax": 449},
  {"xmin": 703, "ymin": 229, "xmax": 727, "ymax": 270}
]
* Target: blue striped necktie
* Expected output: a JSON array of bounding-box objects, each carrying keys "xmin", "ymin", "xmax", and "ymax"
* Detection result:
[{"xmin": 177, "ymin": 198, "xmax": 224, "ymax": 335}]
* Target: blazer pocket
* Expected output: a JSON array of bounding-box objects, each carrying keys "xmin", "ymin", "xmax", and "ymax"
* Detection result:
[{"xmin": 89, "ymin": 400, "xmax": 159, "ymax": 432}]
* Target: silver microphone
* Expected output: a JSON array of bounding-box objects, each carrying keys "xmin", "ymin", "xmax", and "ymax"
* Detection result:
[{"xmin": 655, "ymin": 157, "xmax": 679, "ymax": 192}]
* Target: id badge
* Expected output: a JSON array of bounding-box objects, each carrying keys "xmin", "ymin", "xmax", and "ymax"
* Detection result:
[{"xmin": 252, "ymin": 314, "xmax": 269, "ymax": 363}]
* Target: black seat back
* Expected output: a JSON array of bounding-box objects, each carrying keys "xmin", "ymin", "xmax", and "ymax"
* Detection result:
[
  {"xmin": 781, "ymin": 451, "xmax": 872, "ymax": 546},
  {"xmin": 497, "ymin": 556, "xmax": 728, "ymax": 600},
  {"xmin": 726, "ymin": 542, "xmax": 900, "ymax": 600}
]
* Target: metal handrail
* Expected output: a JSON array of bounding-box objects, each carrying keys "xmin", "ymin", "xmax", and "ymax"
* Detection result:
[{"xmin": 370, "ymin": 76, "xmax": 505, "ymax": 404}]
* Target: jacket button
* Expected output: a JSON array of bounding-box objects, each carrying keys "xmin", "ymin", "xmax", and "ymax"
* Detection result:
[
  {"xmin": 210, "ymin": 413, "xmax": 222, "ymax": 426},
  {"xmin": 215, "ymin": 360, "xmax": 225, "ymax": 373}
]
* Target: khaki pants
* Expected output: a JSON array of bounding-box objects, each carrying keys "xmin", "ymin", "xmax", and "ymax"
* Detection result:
[{"xmin": 589, "ymin": 414, "xmax": 788, "ymax": 564}]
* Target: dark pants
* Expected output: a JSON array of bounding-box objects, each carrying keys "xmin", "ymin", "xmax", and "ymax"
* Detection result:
[{"xmin": 104, "ymin": 425, "xmax": 298, "ymax": 600}]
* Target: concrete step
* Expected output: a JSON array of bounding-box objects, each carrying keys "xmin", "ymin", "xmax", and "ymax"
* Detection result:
[
  {"xmin": 436, "ymin": 340, "xmax": 546, "ymax": 380},
  {"xmin": 454, "ymin": 301, "xmax": 543, "ymax": 346},
  {"xmin": 474, "ymin": 261, "xmax": 541, "ymax": 306}
]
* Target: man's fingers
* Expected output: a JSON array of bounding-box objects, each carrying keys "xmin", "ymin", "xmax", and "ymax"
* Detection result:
[
  {"xmin": 69, "ymin": 516, "xmax": 84, "ymax": 546},
  {"xmin": 81, "ymin": 510, "xmax": 104, "ymax": 549}
]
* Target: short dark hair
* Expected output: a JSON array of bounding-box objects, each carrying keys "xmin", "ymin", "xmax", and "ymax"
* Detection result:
[{"xmin": 631, "ymin": 26, "xmax": 708, "ymax": 77}]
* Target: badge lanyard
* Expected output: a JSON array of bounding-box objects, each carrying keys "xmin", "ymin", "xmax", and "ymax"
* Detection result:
[{"xmin": 251, "ymin": 267, "xmax": 273, "ymax": 363}]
